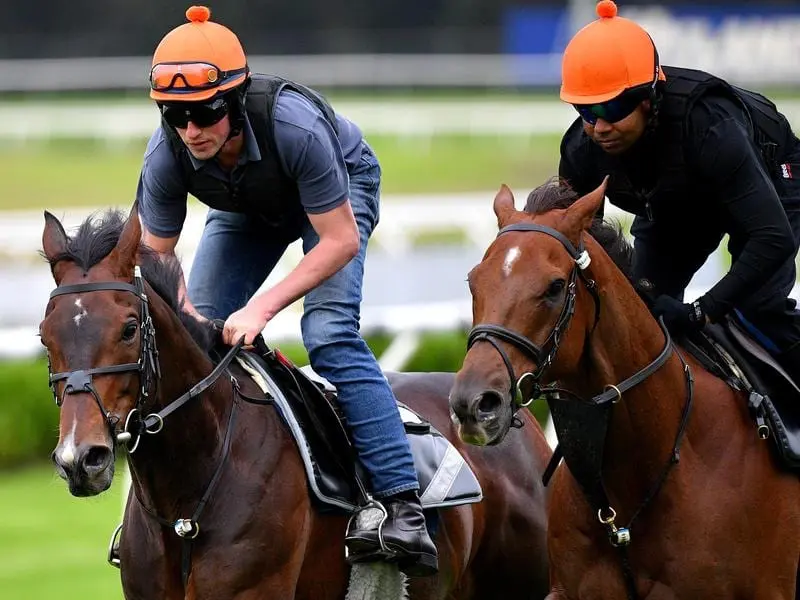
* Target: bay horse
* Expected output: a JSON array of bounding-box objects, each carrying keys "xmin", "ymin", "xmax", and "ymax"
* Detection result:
[
  {"xmin": 39, "ymin": 205, "xmax": 552, "ymax": 599},
  {"xmin": 449, "ymin": 179, "xmax": 800, "ymax": 599}
]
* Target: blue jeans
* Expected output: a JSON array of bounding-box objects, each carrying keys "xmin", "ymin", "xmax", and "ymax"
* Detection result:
[{"xmin": 187, "ymin": 146, "xmax": 419, "ymax": 498}]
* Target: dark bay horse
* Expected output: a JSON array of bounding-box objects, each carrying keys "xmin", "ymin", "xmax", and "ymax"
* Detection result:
[
  {"xmin": 449, "ymin": 179, "xmax": 800, "ymax": 599},
  {"xmin": 39, "ymin": 206, "xmax": 552, "ymax": 599}
]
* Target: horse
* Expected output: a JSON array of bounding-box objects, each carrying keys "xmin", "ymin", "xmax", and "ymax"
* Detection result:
[
  {"xmin": 448, "ymin": 178, "xmax": 800, "ymax": 599},
  {"xmin": 39, "ymin": 205, "xmax": 552, "ymax": 600}
]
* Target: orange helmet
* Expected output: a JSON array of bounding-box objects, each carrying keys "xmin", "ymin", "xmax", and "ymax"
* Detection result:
[
  {"xmin": 150, "ymin": 6, "xmax": 249, "ymax": 103},
  {"xmin": 560, "ymin": 0, "xmax": 665, "ymax": 105}
]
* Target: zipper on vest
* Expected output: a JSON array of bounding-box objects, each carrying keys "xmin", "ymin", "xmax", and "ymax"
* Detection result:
[{"xmin": 645, "ymin": 201, "xmax": 654, "ymax": 221}]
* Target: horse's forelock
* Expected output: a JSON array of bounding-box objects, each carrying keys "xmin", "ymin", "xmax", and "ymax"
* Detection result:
[
  {"xmin": 43, "ymin": 209, "xmax": 216, "ymax": 353},
  {"xmin": 522, "ymin": 179, "xmax": 633, "ymax": 279}
]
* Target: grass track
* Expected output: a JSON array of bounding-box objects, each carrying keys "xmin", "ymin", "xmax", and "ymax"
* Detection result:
[
  {"xmin": 0, "ymin": 464, "xmax": 125, "ymax": 599},
  {"xmin": 0, "ymin": 134, "xmax": 562, "ymax": 211}
]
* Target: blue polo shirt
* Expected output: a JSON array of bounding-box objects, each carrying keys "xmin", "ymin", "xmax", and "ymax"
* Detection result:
[{"xmin": 137, "ymin": 89, "xmax": 365, "ymax": 238}]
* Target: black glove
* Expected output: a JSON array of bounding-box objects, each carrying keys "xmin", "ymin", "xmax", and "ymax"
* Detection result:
[{"xmin": 652, "ymin": 294, "xmax": 706, "ymax": 334}]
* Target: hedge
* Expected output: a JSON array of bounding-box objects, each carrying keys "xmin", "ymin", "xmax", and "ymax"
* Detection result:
[{"xmin": 0, "ymin": 330, "xmax": 548, "ymax": 468}]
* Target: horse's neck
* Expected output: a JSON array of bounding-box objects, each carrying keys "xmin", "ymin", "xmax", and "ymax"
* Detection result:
[
  {"xmin": 565, "ymin": 266, "xmax": 689, "ymax": 501},
  {"xmin": 127, "ymin": 302, "xmax": 235, "ymax": 515}
]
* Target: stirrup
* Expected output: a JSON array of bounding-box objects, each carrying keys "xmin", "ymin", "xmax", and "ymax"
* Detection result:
[
  {"xmin": 344, "ymin": 498, "xmax": 392, "ymax": 562},
  {"xmin": 107, "ymin": 523, "xmax": 123, "ymax": 568}
]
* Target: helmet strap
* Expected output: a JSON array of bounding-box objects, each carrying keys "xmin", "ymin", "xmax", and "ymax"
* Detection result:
[{"xmin": 225, "ymin": 77, "xmax": 251, "ymax": 141}]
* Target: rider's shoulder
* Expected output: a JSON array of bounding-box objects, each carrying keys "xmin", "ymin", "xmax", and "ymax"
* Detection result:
[
  {"xmin": 144, "ymin": 127, "xmax": 173, "ymax": 158},
  {"xmin": 560, "ymin": 116, "xmax": 595, "ymax": 156},
  {"xmin": 274, "ymin": 89, "xmax": 327, "ymax": 132},
  {"xmin": 142, "ymin": 127, "xmax": 180, "ymax": 174},
  {"xmin": 686, "ymin": 90, "xmax": 750, "ymax": 135}
]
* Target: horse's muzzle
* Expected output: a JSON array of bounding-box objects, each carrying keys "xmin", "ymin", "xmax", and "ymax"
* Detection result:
[
  {"xmin": 52, "ymin": 443, "xmax": 115, "ymax": 497},
  {"xmin": 449, "ymin": 387, "xmax": 507, "ymax": 446}
]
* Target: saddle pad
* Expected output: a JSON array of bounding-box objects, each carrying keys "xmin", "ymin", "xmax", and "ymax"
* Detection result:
[{"xmin": 236, "ymin": 353, "xmax": 483, "ymax": 512}]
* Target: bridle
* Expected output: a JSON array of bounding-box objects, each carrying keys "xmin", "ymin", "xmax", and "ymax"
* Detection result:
[
  {"xmin": 466, "ymin": 222, "xmax": 694, "ymax": 600},
  {"xmin": 47, "ymin": 266, "xmax": 161, "ymax": 453},
  {"xmin": 46, "ymin": 264, "xmax": 259, "ymax": 585},
  {"xmin": 467, "ymin": 223, "xmax": 600, "ymax": 409},
  {"xmin": 46, "ymin": 266, "xmax": 243, "ymax": 453}
]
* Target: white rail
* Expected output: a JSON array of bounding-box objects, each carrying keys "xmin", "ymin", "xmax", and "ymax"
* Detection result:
[{"xmin": 5, "ymin": 98, "xmax": 800, "ymax": 140}]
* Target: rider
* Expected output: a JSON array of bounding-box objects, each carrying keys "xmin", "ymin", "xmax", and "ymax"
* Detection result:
[
  {"xmin": 136, "ymin": 5, "xmax": 437, "ymax": 576},
  {"xmin": 557, "ymin": 0, "xmax": 800, "ymax": 380}
]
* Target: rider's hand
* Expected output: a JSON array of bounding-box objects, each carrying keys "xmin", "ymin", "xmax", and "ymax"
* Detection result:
[
  {"xmin": 222, "ymin": 302, "xmax": 274, "ymax": 346},
  {"xmin": 652, "ymin": 294, "xmax": 706, "ymax": 334}
]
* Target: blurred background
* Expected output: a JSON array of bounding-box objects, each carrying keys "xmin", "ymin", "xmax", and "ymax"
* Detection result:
[{"xmin": 3, "ymin": 1, "xmax": 800, "ymax": 597}]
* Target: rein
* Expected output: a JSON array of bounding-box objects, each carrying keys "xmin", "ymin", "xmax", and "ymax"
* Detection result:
[
  {"xmin": 47, "ymin": 266, "xmax": 253, "ymax": 586},
  {"xmin": 467, "ymin": 222, "xmax": 695, "ymax": 600}
]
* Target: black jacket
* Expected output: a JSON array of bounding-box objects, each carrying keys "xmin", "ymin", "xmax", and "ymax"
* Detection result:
[{"xmin": 559, "ymin": 66, "xmax": 798, "ymax": 319}]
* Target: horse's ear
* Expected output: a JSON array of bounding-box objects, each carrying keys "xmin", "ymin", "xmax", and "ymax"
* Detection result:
[
  {"xmin": 42, "ymin": 211, "xmax": 70, "ymax": 283},
  {"xmin": 42, "ymin": 211, "xmax": 68, "ymax": 259},
  {"xmin": 108, "ymin": 203, "xmax": 142, "ymax": 278},
  {"xmin": 493, "ymin": 184, "xmax": 516, "ymax": 227},
  {"xmin": 568, "ymin": 176, "xmax": 608, "ymax": 231}
]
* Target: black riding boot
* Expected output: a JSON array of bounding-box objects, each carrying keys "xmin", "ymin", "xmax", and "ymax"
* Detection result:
[{"xmin": 345, "ymin": 490, "xmax": 438, "ymax": 577}]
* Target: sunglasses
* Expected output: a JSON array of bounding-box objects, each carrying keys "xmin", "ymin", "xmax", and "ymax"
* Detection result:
[
  {"xmin": 159, "ymin": 97, "xmax": 229, "ymax": 129},
  {"xmin": 574, "ymin": 88, "xmax": 649, "ymax": 125},
  {"xmin": 150, "ymin": 62, "xmax": 248, "ymax": 93}
]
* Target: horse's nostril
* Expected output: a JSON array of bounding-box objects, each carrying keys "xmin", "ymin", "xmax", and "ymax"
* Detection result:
[
  {"xmin": 477, "ymin": 391, "xmax": 503, "ymax": 415},
  {"xmin": 83, "ymin": 446, "xmax": 112, "ymax": 472}
]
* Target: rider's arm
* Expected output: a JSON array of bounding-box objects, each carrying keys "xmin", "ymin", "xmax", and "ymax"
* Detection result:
[
  {"xmin": 688, "ymin": 95, "xmax": 796, "ymax": 321},
  {"xmin": 136, "ymin": 129, "xmax": 200, "ymax": 316},
  {"xmin": 246, "ymin": 91, "xmax": 358, "ymax": 318}
]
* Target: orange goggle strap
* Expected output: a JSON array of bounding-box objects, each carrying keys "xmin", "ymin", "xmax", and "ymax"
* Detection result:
[{"xmin": 150, "ymin": 62, "xmax": 248, "ymax": 94}]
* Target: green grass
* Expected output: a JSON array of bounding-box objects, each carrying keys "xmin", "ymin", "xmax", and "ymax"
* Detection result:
[
  {"xmin": 0, "ymin": 134, "xmax": 561, "ymax": 211},
  {"xmin": 0, "ymin": 464, "xmax": 125, "ymax": 599}
]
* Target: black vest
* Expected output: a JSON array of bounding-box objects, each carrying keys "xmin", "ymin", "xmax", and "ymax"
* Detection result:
[
  {"xmin": 162, "ymin": 74, "xmax": 340, "ymax": 240},
  {"xmin": 563, "ymin": 66, "xmax": 793, "ymax": 223}
]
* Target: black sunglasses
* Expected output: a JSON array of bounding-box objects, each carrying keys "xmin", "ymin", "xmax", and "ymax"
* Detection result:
[
  {"xmin": 573, "ymin": 87, "xmax": 650, "ymax": 125},
  {"xmin": 159, "ymin": 97, "xmax": 229, "ymax": 129}
]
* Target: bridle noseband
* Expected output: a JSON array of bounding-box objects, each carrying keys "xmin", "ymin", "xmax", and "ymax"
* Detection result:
[
  {"xmin": 467, "ymin": 223, "xmax": 600, "ymax": 408},
  {"xmin": 47, "ymin": 267, "xmax": 161, "ymax": 452}
]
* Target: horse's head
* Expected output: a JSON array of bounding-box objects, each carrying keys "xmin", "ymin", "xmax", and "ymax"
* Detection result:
[
  {"xmin": 39, "ymin": 206, "xmax": 151, "ymax": 496},
  {"xmin": 449, "ymin": 179, "xmax": 608, "ymax": 445}
]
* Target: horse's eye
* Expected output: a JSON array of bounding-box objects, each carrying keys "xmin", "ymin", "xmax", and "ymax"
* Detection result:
[
  {"xmin": 546, "ymin": 279, "xmax": 566, "ymax": 299},
  {"xmin": 122, "ymin": 322, "xmax": 138, "ymax": 341}
]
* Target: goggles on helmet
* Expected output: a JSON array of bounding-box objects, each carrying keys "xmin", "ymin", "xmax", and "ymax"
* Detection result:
[
  {"xmin": 150, "ymin": 62, "xmax": 248, "ymax": 94},
  {"xmin": 159, "ymin": 97, "xmax": 229, "ymax": 129}
]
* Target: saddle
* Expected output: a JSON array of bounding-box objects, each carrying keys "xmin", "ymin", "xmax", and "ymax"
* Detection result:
[
  {"xmin": 681, "ymin": 315, "xmax": 800, "ymax": 471},
  {"xmin": 234, "ymin": 343, "xmax": 483, "ymax": 513}
]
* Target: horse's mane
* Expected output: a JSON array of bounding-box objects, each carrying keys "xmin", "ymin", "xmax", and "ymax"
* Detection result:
[
  {"xmin": 44, "ymin": 210, "xmax": 216, "ymax": 353},
  {"xmin": 523, "ymin": 178, "xmax": 633, "ymax": 279}
]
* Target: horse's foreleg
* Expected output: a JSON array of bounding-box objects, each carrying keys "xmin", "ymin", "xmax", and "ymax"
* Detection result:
[{"xmin": 234, "ymin": 579, "xmax": 298, "ymax": 600}]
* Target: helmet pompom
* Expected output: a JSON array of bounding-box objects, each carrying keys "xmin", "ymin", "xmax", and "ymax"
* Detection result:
[
  {"xmin": 186, "ymin": 5, "xmax": 211, "ymax": 23},
  {"xmin": 596, "ymin": 0, "xmax": 618, "ymax": 19}
]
